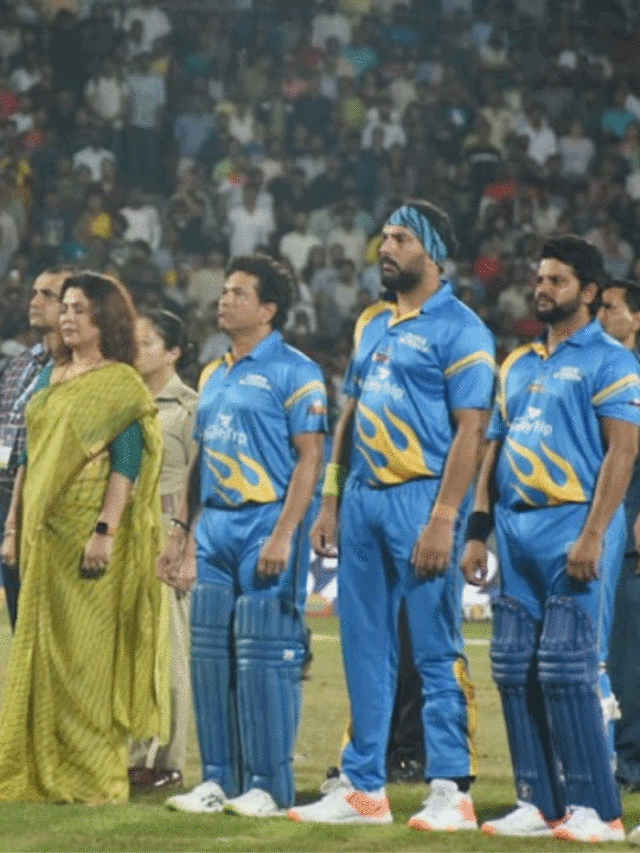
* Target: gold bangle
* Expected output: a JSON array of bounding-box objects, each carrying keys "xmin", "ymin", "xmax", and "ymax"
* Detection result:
[
  {"xmin": 322, "ymin": 462, "xmax": 347, "ymax": 498},
  {"xmin": 3, "ymin": 529, "xmax": 16, "ymax": 536},
  {"xmin": 431, "ymin": 503, "xmax": 458, "ymax": 522}
]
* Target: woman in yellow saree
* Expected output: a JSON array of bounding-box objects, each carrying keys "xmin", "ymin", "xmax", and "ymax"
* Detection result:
[{"xmin": 0, "ymin": 272, "xmax": 169, "ymax": 804}]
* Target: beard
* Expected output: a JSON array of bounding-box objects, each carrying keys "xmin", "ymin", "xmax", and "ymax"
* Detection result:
[
  {"xmin": 380, "ymin": 263, "xmax": 421, "ymax": 294},
  {"xmin": 534, "ymin": 293, "xmax": 582, "ymax": 323}
]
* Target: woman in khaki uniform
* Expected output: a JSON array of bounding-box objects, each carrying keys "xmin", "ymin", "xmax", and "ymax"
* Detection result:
[{"xmin": 131, "ymin": 309, "xmax": 199, "ymax": 789}]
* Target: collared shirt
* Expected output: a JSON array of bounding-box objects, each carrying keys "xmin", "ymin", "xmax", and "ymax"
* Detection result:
[
  {"xmin": 196, "ymin": 331, "xmax": 328, "ymax": 509},
  {"xmin": 488, "ymin": 321, "xmax": 640, "ymax": 510},
  {"xmin": 0, "ymin": 343, "xmax": 51, "ymax": 492},
  {"xmin": 344, "ymin": 282, "xmax": 496, "ymax": 486},
  {"xmin": 155, "ymin": 372, "xmax": 199, "ymax": 505}
]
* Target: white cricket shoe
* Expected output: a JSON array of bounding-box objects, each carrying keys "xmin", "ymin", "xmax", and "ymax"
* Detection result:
[
  {"xmin": 408, "ymin": 779, "xmax": 477, "ymax": 832},
  {"xmin": 628, "ymin": 824, "xmax": 640, "ymax": 845},
  {"xmin": 553, "ymin": 806, "xmax": 625, "ymax": 842},
  {"xmin": 166, "ymin": 780, "xmax": 227, "ymax": 813},
  {"xmin": 223, "ymin": 788, "xmax": 286, "ymax": 817},
  {"xmin": 288, "ymin": 774, "xmax": 392, "ymax": 824},
  {"xmin": 481, "ymin": 801, "xmax": 556, "ymax": 836}
]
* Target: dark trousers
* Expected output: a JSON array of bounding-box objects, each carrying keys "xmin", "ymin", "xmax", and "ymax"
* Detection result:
[
  {"xmin": 387, "ymin": 599, "xmax": 425, "ymax": 770},
  {"xmin": 609, "ymin": 553, "xmax": 640, "ymax": 788},
  {"xmin": 0, "ymin": 490, "xmax": 20, "ymax": 630}
]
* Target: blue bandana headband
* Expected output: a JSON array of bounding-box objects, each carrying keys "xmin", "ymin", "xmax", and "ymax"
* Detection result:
[{"xmin": 387, "ymin": 205, "xmax": 449, "ymax": 263}]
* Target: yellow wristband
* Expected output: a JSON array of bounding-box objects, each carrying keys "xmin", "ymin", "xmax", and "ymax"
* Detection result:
[
  {"xmin": 431, "ymin": 503, "xmax": 457, "ymax": 522},
  {"xmin": 322, "ymin": 462, "xmax": 347, "ymax": 498}
]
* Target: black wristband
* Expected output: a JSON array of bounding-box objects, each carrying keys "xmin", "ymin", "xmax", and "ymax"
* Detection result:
[
  {"xmin": 171, "ymin": 517, "xmax": 190, "ymax": 533},
  {"xmin": 466, "ymin": 511, "xmax": 493, "ymax": 543},
  {"xmin": 95, "ymin": 521, "xmax": 112, "ymax": 536}
]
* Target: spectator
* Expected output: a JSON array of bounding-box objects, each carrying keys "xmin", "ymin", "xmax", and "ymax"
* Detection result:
[
  {"xmin": 326, "ymin": 202, "xmax": 368, "ymax": 271},
  {"xmin": 72, "ymin": 127, "xmax": 116, "ymax": 182},
  {"xmin": 173, "ymin": 94, "xmax": 217, "ymax": 177},
  {"xmin": 602, "ymin": 86, "xmax": 638, "ymax": 141},
  {"xmin": 226, "ymin": 185, "xmax": 275, "ymax": 259},
  {"xmin": 120, "ymin": 188, "xmax": 162, "ymax": 253},
  {"xmin": 558, "ymin": 118, "xmax": 596, "ymax": 181},
  {"xmin": 186, "ymin": 246, "xmax": 227, "ymax": 315},
  {"xmin": 361, "ymin": 95, "xmax": 407, "ymax": 150},
  {"xmin": 122, "ymin": 0, "xmax": 172, "ymax": 54},
  {"xmin": 516, "ymin": 101, "xmax": 558, "ymax": 167},
  {"xmin": 125, "ymin": 52, "xmax": 166, "ymax": 191},
  {"xmin": 84, "ymin": 57, "xmax": 131, "ymax": 162},
  {"xmin": 311, "ymin": 0, "xmax": 352, "ymax": 50},
  {"xmin": 279, "ymin": 211, "xmax": 323, "ymax": 276}
]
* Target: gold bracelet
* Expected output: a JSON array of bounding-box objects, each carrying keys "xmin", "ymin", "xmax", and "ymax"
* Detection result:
[
  {"xmin": 3, "ymin": 529, "xmax": 16, "ymax": 536},
  {"xmin": 322, "ymin": 462, "xmax": 347, "ymax": 498},
  {"xmin": 431, "ymin": 503, "xmax": 458, "ymax": 522}
]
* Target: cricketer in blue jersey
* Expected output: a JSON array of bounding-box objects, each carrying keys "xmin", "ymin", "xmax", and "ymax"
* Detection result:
[
  {"xmin": 598, "ymin": 281, "xmax": 640, "ymax": 795},
  {"xmin": 289, "ymin": 200, "xmax": 495, "ymax": 830},
  {"xmin": 463, "ymin": 237, "xmax": 640, "ymax": 843},
  {"xmin": 157, "ymin": 254, "xmax": 327, "ymax": 818}
]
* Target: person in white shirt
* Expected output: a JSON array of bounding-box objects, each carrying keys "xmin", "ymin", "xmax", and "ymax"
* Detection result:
[
  {"xmin": 84, "ymin": 57, "xmax": 131, "ymax": 163},
  {"xmin": 516, "ymin": 103, "xmax": 558, "ymax": 167},
  {"xmin": 122, "ymin": 0, "xmax": 172, "ymax": 54},
  {"xmin": 226, "ymin": 186, "xmax": 275, "ymax": 259},
  {"xmin": 279, "ymin": 212, "xmax": 323, "ymax": 276},
  {"xmin": 361, "ymin": 97, "xmax": 407, "ymax": 150},
  {"xmin": 558, "ymin": 119, "xmax": 596, "ymax": 180},
  {"xmin": 311, "ymin": 0, "xmax": 352, "ymax": 50},
  {"xmin": 72, "ymin": 128, "xmax": 117, "ymax": 182},
  {"xmin": 326, "ymin": 203, "xmax": 367, "ymax": 272},
  {"xmin": 119, "ymin": 188, "xmax": 163, "ymax": 253},
  {"xmin": 126, "ymin": 52, "xmax": 166, "ymax": 191}
]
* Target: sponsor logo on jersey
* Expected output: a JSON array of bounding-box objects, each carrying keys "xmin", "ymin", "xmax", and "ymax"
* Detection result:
[
  {"xmin": 398, "ymin": 332, "xmax": 430, "ymax": 353},
  {"xmin": 239, "ymin": 373, "xmax": 272, "ymax": 390},
  {"xmin": 204, "ymin": 413, "xmax": 248, "ymax": 446},
  {"xmin": 553, "ymin": 366, "xmax": 584, "ymax": 382}
]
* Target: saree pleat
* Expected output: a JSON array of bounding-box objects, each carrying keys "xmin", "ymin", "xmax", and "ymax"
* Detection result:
[{"xmin": 0, "ymin": 363, "xmax": 170, "ymax": 803}]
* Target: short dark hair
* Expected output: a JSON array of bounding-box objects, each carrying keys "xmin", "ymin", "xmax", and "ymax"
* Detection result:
[
  {"xmin": 539, "ymin": 235, "xmax": 605, "ymax": 316},
  {"xmin": 539, "ymin": 235, "xmax": 604, "ymax": 289},
  {"xmin": 226, "ymin": 253, "xmax": 295, "ymax": 331},
  {"xmin": 58, "ymin": 272, "xmax": 137, "ymax": 364},
  {"xmin": 402, "ymin": 198, "xmax": 460, "ymax": 259},
  {"xmin": 606, "ymin": 279, "xmax": 640, "ymax": 313}
]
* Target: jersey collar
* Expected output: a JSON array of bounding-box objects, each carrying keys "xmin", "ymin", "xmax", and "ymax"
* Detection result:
[
  {"xmin": 388, "ymin": 280, "xmax": 452, "ymax": 326},
  {"xmin": 534, "ymin": 319, "xmax": 602, "ymax": 358},
  {"xmin": 227, "ymin": 330, "xmax": 283, "ymax": 365}
]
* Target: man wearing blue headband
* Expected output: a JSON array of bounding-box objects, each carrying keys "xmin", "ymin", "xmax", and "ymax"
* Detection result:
[{"xmin": 289, "ymin": 200, "xmax": 495, "ymax": 830}]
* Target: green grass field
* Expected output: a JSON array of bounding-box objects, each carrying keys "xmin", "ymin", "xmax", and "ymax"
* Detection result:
[{"xmin": 1, "ymin": 603, "xmax": 640, "ymax": 851}]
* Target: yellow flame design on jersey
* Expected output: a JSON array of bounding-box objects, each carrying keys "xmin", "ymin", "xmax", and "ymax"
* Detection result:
[
  {"xmin": 356, "ymin": 403, "xmax": 433, "ymax": 484},
  {"xmin": 204, "ymin": 448, "xmax": 277, "ymax": 505},
  {"xmin": 504, "ymin": 437, "xmax": 587, "ymax": 506}
]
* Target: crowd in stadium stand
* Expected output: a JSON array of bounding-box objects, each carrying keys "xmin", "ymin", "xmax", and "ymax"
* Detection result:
[{"xmin": 1, "ymin": 0, "xmax": 640, "ymax": 417}]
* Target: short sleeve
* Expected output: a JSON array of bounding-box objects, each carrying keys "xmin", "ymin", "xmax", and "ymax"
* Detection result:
[
  {"xmin": 283, "ymin": 362, "xmax": 328, "ymax": 436},
  {"xmin": 110, "ymin": 420, "xmax": 143, "ymax": 481},
  {"xmin": 591, "ymin": 348, "xmax": 640, "ymax": 425},
  {"xmin": 443, "ymin": 323, "xmax": 496, "ymax": 410}
]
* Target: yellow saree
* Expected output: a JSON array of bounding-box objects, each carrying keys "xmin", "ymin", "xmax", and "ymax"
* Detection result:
[{"xmin": 0, "ymin": 363, "xmax": 170, "ymax": 803}]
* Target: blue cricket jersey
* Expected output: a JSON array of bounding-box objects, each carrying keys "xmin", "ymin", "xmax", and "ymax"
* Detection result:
[
  {"xmin": 196, "ymin": 331, "xmax": 328, "ymax": 509},
  {"xmin": 344, "ymin": 282, "xmax": 495, "ymax": 486},
  {"xmin": 488, "ymin": 321, "xmax": 640, "ymax": 510}
]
